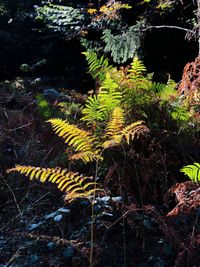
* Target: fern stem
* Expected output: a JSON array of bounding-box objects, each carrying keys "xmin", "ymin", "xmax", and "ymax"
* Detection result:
[
  {"xmin": 90, "ymin": 159, "xmax": 99, "ymax": 267},
  {"xmin": 90, "ymin": 201, "xmax": 94, "ymax": 267},
  {"xmin": 112, "ymin": 152, "xmax": 127, "ymax": 267}
]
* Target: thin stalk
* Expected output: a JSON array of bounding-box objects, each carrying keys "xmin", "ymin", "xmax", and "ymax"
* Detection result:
[
  {"xmin": 90, "ymin": 159, "xmax": 99, "ymax": 267},
  {"xmin": 112, "ymin": 149, "xmax": 127, "ymax": 267}
]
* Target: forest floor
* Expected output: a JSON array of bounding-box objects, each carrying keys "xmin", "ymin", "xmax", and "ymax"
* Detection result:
[{"xmin": 0, "ymin": 77, "xmax": 200, "ymax": 267}]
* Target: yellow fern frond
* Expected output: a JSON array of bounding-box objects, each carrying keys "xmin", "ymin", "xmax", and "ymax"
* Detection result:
[
  {"xmin": 66, "ymin": 188, "xmax": 99, "ymax": 203},
  {"xmin": 103, "ymin": 138, "xmax": 121, "ymax": 148},
  {"xmin": 47, "ymin": 118, "xmax": 99, "ymax": 163},
  {"xmin": 121, "ymin": 121, "xmax": 148, "ymax": 144},
  {"xmin": 103, "ymin": 119, "xmax": 148, "ymax": 148},
  {"xmin": 105, "ymin": 107, "xmax": 125, "ymax": 137},
  {"xmin": 70, "ymin": 150, "xmax": 103, "ymax": 163},
  {"xmin": 7, "ymin": 165, "xmax": 99, "ymax": 203},
  {"xmin": 48, "ymin": 118, "xmax": 95, "ymax": 152}
]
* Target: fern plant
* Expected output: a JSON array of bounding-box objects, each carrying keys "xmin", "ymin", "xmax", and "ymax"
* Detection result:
[
  {"xmin": 180, "ymin": 163, "xmax": 200, "ymax": 183},
  {"xmin": 36, "ymin": 94, "xmax": 52, "ymax": 119},
  {"xmin": 7, "ymin": 105, "xmax": 148, "ymax": 267},
  {"xmin": 7, "ymin": 165, "xmax": 99, "ymax": 203}
]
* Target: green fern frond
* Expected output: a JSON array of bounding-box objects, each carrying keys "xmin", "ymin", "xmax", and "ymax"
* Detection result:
[
  {"xmin": 171, "ymin": 106, "xmax": 190, "ymax": 122},
  {"xmin": 81, "ymin": 95, "xmax": 104, "ymax": 124},
  {"xmin": 128, "ymin": 56, "xmax": 146, "ymax": 79},
  {"xmin": 81, "ymin": 74, "xmax": 122, "ymax": 125},
  {"xmin": 7, "ymin": 165, "xmax": 99, "ymax": 203},
  {"xmin": 180, "ymin": 163, "xmax": 200, "ymax": 183},
  {"xmin": 158, "ymin": 83, "xmax": 177, "ymax": 100},
  {"xmin": 82, "ymin": 51, "xmax": 112, "ymax": 82},
  {"xmin": 98, "ymin": 73, "xmax": 122, "ymax": 114},
  {"xmin": 36, "ymin": 94, "xmax": 52, "ymax": 119},
  {"xmin": 99, "ymin": 73, "xmax": 118, "ymax": 91}
]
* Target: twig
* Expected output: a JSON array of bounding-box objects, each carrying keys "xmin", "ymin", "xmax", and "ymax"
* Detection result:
[
  {"xmin": 7, "ymin": 122, "xmax": 32, "ymax": 132},
  {"xmin": 4, "ymin": 180, "xmax": 23, "ymax": 218},
  {"xmin": 5, "ymin": 244, "xmax": 28, "ymax": 267},
  {"xmin": 41, "ymin": 146, "xmax": 55, "ymax": 166}
]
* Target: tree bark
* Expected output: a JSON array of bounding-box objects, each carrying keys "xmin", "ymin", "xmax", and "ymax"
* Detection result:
[{"xmin": 197, "ymin": 0, "xmax": 200, "ymax": 55}]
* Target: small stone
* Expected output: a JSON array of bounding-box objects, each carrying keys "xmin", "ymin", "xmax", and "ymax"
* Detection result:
[
  {"xmin": 58, "ymin": 208, "xmax": 71, "ymax": 213},
  {"xmin": 47, "ymin": 242, "xmax": 56, "ymax": 250},
  {"xmin": 54, "ymin": 214, "xmax": 63, "ymax": 222},
  {"xmin": 63, "ymin": 246, "xmax": 74, "ymax": 259},
  {"xmin": 111, "ymin": 196, "xmax": 122, "ymax": 203}
]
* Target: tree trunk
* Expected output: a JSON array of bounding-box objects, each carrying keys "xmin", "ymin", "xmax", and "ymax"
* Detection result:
[{"xmin": 197, "ymin": 0, "xmax": 200, "ymax": 55}]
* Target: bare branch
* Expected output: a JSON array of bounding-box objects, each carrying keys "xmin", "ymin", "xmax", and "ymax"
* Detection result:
[{"xmin": 143, "ymin": 25, "xmax": 193, "ymax": 34}]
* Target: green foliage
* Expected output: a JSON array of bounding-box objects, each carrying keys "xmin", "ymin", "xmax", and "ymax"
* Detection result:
[
  {"xmin": 20, "ymin": 64, "xmax": 33, "ymax": 73},
  {"xmin": 36, "ymin": 3, "xmax": 84, "ymax": 35},
  {"xmin": 119, "ymin": 57, "xmax": 154, "ymax": 107},
  {"xmin": 82, "ymin": 52, "xmax": 188, "ymax": 128},
  {"xmin": 36, "ymin": 94, "xmax": 52, "ymax": 120},
  {"xmin": 58, "ymin": 102, "xmax": 82, "ymax": 122},
  {"xmin": 102, "ymin": 23, "xmax": 143, "ymax": 64},
  {"xmin": 81, "ymin": 73, "xmax": 122, "ymax": 125},
  {"xmin": 20, "ymin": 59, "xmax": 47, "ymax": 73},
  {"xmin": 81, "ymin": 95, "xmax": 103, "ymax": 124},
  {"xmin": 128, "ymin": 56, "xmax": 146, "ymax": 77},
  {"xmin": 0, "ymin": 3, "xmax": 7, "ymax": 16},
  {"xmin": 157, "ymin": 79, "xmax": 177, "ymax": 100},
  {"xmin": 180, "ymin": 163, "xmax": 200, "ymax": 183},
  {"xmin": 171, "ymin": 106, "xmax": 190, "ymax": 122},
  {"xmin": 83, "ymin": 51, "xmax": 113, "ymax": 82},
  {"xmin": 143, "ymin": 0, "xmax": 176, "ymax": 10}
]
